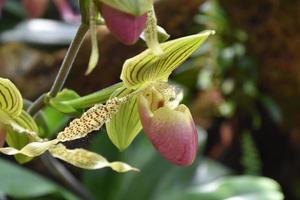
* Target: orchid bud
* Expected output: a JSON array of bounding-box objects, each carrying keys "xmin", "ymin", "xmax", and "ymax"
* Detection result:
[
  {"xmin": 137, "ymin": 88, "xmax": 198, "ymax": 166},
  {"xmin": 22, "ymin": 0, "xmax": 48, "ymax": 18},
  {"xmin": 101, "ymin": 3, "xmax": 147, "ymax": 45}
]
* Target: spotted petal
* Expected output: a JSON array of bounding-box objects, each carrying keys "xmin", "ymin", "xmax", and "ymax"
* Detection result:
[{"xmin": 49, "ymin": 144, "xmax": 138, "ymax": 172}]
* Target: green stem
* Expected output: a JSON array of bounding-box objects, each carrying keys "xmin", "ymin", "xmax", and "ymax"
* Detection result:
[
  {"xmin": 64, "ymin": 82, "xmax": 123, "ymax": 109},
  {"xmin": 49, "ymin": 24, "xmax": 89, "ymax": 97},
  {"xmin": 28, "ymin": 24, "xmax": 88, "ymax": 115},
  {"xmin": 27, "ymin": 23, "xmax": 94, "ymax": 200}
]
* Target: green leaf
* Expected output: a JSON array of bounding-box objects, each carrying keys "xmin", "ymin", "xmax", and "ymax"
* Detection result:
[
  {"xmin": 121, "ymin": 30, "xmax": 215, "ymax": 89},
  {"xmin": 35, "ymin": 106, "xmax": 70, "ymax": 138},
  {"xmin": 6, "ymin": 111, "xmax": 39, "ymax": 163},
  {"xmin": 184, "ymin": 176, "xmax": 284, "ymax": 200},
  {"xmin": 98, "ymin": 0, "xmax": 153, "ymax": 16},
  {"xmin": 0, "ymin": 78, "xmax": 23, "ymax": 118},
  {"xmin": 0, "ymin": 158, "xmax": 77, "ymax": 199},
  {"xmin": 49, "ymin": 89, "xmax": 81, "ymax": 114},
  {"xmin": 106, "ymin": 86, "xmax": 142, "ymax": 151}
]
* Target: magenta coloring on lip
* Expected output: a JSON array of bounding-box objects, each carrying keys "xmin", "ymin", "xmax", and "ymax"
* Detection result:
[{"xmin": 138, "ymin": 94, "xmax": 198, "ymax": 166}]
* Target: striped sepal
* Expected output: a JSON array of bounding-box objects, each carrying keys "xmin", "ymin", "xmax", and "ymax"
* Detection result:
[
  {"xmin": 0, "ymin": 78, "xmax": 23, "ymax": 118},
  {"xmin": 121, "ymin": 30, "xmax": 214, "ymax": 89},
  {"xmin": 106, "ymin": 86, "xmax": 142, "ymax": 151}
]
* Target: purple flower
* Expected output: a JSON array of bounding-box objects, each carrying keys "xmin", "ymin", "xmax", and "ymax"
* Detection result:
[
  {"xmin": 137, "ymin": 87, "xmax": 198, "ymax": 166},
  {"xmin": 101, "ymin": 4, "xmax": 147, "ymax": 45}
]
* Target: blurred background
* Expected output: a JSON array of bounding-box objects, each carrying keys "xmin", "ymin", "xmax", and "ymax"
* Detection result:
[{"xmin": 0, "ymin": 0, "xmax": 299, "ymax": 199}]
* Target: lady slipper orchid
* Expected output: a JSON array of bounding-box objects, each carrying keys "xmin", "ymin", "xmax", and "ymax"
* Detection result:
[
  {"xmin": 137, "ymin": 86, "xmax": 198, "ymax": 166},
  {"xmin": 106, "ymin": 30, "xmax": 215, "ymax": 166},
  {"xmin": 101, "ymin": 4, "xmax": 147, "ymax": 45}
]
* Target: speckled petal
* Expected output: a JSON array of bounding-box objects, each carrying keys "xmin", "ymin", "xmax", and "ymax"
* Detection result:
[
  {"xmin": 101, "ymin": 4, "xmax": 147, "ymax": 45},
  {"xmin": 138, "ymin": 95, "xmax": 198, "ymax": 166}
]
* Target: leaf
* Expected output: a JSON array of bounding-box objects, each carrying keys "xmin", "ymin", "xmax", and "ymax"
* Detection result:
[
  {"xmin": 184, "ymin": 176, "xmax": 284, "ymax": 200},
  {"xmin": 35, "ymin": 106, "xmax": 70, "ymax": 138},
  {"xmin": 49, "ymin": 89, "xmax": 81, "ymax": 114},
  {"xmin": 121, "ymin": 30, "xmax": 215, "ymax": 89},
  {"xmin": 0, "ymin": 78, "xmax": 23, "ymax": 118},
  {"xmin": 49, "ymin": 144, "xmax": 139, "ymax": 172},
  {"xmin": 98, "ymin": 0, "xmax": 153, "ymax": 16},
  {"xmin": 6, "ymin": 110, "xmax": 39, "ymax": 163},
  {"xmin": 106, "ymin": 86, "xmax": 142, "ymax": 151},
  {"xmin": 0, "ymin": 158, "xmax": 76, "ymax": 199}
]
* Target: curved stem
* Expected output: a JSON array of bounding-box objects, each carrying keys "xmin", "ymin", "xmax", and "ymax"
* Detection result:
[
  {"xmin": 49, "ymin": 23, "xmax": 89, "ymax": 97},
  {"xmin": 27, "ymin": 94, "xmax": 46, "ymax": 115},
  {"xmin": 28, "ymin": 24, "xmax": 89, "ymax": 115}
]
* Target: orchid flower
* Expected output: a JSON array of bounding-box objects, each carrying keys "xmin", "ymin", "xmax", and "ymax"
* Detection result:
[
  {"xmin": 106, "ymin": 30, "xmax": 214, "ymax": 166},
  {"xmin": 0, "ymin": 30, "xmax": 214, "ymax": 168}
]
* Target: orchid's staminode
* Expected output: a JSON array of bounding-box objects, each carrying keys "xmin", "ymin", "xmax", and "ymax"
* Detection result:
[
  {"xmin": 137, "ymin": 85, "xmax": 198, "ymax": 166},
  {"xmin": 101, "ymin": 4, "xmax": 147, "ymax": 45}
]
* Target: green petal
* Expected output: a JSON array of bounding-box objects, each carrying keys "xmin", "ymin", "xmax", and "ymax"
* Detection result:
[
  {"xmin": 98, "ymin": 0, "xmax": 153, "ymax": 16},
  {"xmin": 106, "ymin": 86, "xmax": 142, "ymax": 151},
  {"xmin": 121, "ymin": 30, "xmax": 215, "ymax": 89},
  {"xmin": 6, "ymin": 111, "xmax": 39, "ymax": 163},
  {"xmin": 0, "ymin": 78, "xmax": 23, "ymax": 118},
  {"xmin": 49, "ymin": 144, "xmax": 139, "ymax": 172}
]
